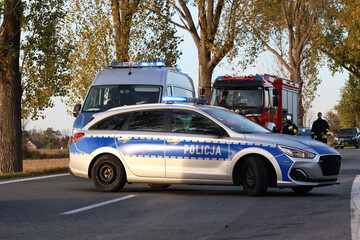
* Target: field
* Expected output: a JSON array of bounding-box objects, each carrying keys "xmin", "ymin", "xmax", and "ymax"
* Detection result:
[{"xmin": 23, "ymin": 158, "xmax": 69, "ymax": 171}]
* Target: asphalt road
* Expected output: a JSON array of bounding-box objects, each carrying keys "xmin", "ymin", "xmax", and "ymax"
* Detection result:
[{"xmin": 0, "ymin": 149, "xmax": 359, "ymax": 240}]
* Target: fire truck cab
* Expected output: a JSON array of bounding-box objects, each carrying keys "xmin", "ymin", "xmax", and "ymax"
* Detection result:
[{"xmin": 210, "ymin": 74, "xmax": 299, "ymax": 132}]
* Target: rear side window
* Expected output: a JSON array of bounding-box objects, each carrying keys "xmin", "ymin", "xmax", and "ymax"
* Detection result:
[
  {"xmin": 90, "ymin": 113, "xmax": 129, "ymax": 130},
  {"xmin": 128, "ymin": 111, "xmax": 164, "ymax": 132},
  {"xmin": 172, "ymin": 87, "xmax": 194, "ymax": 98},
  {"xmin": 167, "ymin": 71, "xmax": 194, "ymax": 94}
]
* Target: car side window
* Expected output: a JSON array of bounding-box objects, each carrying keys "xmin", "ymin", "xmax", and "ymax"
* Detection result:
[
  {"xmin": 171, "ymin": 110, "xmax": 217, "ymax": 134},
  {"xmin": 89, "ymin": 113, "xmax": 129, "ymax": 130},
  {"xmin": 172, "ymin": 87, "xmax": 194, "ymax": 98},
  {"xmin": 128, "ymin": 110, "xmax": 164, "ymax": 132}
]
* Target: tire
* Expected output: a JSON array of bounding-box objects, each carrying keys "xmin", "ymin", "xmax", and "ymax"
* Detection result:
[
  {"xmin": 291, "ymin": 186, "xmax": 313, "ymax": 194},
  {"xmin": 148, "ymin": 184, "xmax": 170, "ymax": 189},
  {"xmin": 91, "ymin": 154, "xmax": 126, "ymax": 192},
  {"xmin": 241, "ymin": 156, "xmax": 269, "ymax": 197}
]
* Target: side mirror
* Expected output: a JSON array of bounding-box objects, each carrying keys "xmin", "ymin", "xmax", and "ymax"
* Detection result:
[
  {"xmin": 273, "ymin": 96, "xmax": 279, "ymax": 107},
  {"xmin": 73, "ymin": 104, "xmax": 82, "ymax": 117},
  {"xmin": 273, "ymin": 89, "xmax": 279, "ymax": 96},
  {"xmin": 203, "ymin": 126, "xmax": 227, "ymax": 137}
]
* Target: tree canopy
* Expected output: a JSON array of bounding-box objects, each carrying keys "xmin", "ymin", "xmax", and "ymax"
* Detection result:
[
  {"xmin": 325, "ymin": 109, "xmax": 342, "ymax": 135},
  {"xmin": 242, "ymin": 0, "xmax": 333, "ymax": 126},
  {"xmin": 1, "ymin": 0, "xmax": 70, "ymax": 173},
  {"xmin": 323, "ymin": 0, "xmax": 360, "ymax": 79},
  {"xmin": 61, "ymin": 0, "xmax": 182, "ymax": 110},
  {"xmin": 21, "ymin": 0, "xmax": 71, "ymax": 120},
  {"xmin": 152, "ymin": 0, "xmax": 247, "ymax": 97},
  {"xmin": 334, "ymin": 74, "xmax": 360, "ymax": 128}
]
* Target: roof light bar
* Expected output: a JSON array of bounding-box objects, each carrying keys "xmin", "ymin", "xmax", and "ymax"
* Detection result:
[
  {"xmin": 109, "ymin": 61, "xmax": 165, "ymax": 68},
  {"xmin": 163, "ymin": 96, "xmax": 187, "ymax": 102},
  {"xmin": 162, "ymin": 96, "xmax": 209, "ymax": 104}
]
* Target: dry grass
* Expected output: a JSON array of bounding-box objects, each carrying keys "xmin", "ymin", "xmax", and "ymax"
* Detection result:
[
  {"xmin": 0, "ymin": 158, "xmax": 70, "ymax": 180},
  {"xmin": 23, "ymin": 158, "xmax": 69, "ymax": 171}
]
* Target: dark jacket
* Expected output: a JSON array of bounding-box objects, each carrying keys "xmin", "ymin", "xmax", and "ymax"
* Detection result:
[
  {"xmin": 311, "ymin": 118, "xmax": 330, "ymax": 141},
  {"xmin": 282, "ymin": 121, "xmax": 298, "ymax": 135}
]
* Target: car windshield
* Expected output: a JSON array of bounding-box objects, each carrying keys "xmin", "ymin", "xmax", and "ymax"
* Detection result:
[
  {"xmin": 211, "ymin": 87, "xmax": 263, "ymax": 107},
  {"xmin": 338, "ymin": 128, "xmax": 356, "ymax": 135},
  {"xmin": 201, "ymin": 107, "xmax": 270, "ymax": 134},
  {"xmin": 83, "ymin": 85, "xmax": 162, "ymax": 112}
]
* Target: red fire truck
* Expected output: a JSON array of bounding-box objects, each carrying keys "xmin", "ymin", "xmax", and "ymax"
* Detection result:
[{"xmin": 209, "ymin": 74, "xmax": 299, "ymax": 132}]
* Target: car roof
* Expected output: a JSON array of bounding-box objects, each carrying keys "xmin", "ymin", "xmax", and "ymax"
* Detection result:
[
  {"xmin": 84, "ymin": 103, "xmax": 225, "ymax": 128},
  {"xmin": 100, "ymin": 103, "xmax": 222, "ymax": 115},
  {"xmin": 92, "ymin": 68, "xmax": 184, "ymax": 86}
]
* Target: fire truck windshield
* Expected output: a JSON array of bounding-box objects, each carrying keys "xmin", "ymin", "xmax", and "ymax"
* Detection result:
[{"xmin": 211, "ymin": 88, "xmax": 263, "ymax": 108}]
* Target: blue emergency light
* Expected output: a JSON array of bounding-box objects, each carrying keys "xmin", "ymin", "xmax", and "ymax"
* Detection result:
[
  {"xmin": 162, "ymin": 96, "xmax": 209, "ymax": 104},
  {"xmin": 109, "ymin": 61, "xmax": 165, "ymax": 68},
  {"xmin": 163, "ymin": 96, "xmax": 187, "ymax": 102}
]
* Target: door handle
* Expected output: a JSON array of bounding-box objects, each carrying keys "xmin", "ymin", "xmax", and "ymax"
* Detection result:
[
  {"xmin": 117, "ymin": 136, "xmax": 132, "ymax": 143},
  {"xmin": 167, "ymin": 139, "xmax": 182, "ymax": 145}
]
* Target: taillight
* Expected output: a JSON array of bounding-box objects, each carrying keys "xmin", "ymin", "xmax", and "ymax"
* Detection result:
[{"xmin": 73, "ymin": 133, "xmax": 85, "ymax": 142}]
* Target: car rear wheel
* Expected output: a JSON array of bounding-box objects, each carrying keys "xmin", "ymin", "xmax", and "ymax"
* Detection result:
[
  {"xmin": 291, "ymin": 186, "xmax": 313, "ymax": 194},
  {"xmin": 92, "ymin": 154, "xmax": 126, "ymax": 192},
  {"xmin": 148, "ymin": 184, "xmax": 170, "ymax": 189},
  {"xmin": 241, "ymin": 156, "xmax": 269, "ymax": 197}
]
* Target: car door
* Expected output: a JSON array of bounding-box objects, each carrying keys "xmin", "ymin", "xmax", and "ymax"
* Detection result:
[
  {"xmin": 164, "ymin": 109, "xmax": 229, "ymax": 180},
  {"xmin": 115, "ymin": 110, "xmax": 166, "ymax": 177}
]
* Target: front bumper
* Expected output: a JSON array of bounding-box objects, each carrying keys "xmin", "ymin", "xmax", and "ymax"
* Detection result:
[
  {"xmin": 334, "ymin": 139, "xmax": 359, "ymax": 147},
  {"xmin": 279, "ymin": 154, "xmax": 341, "ymax": 187}
]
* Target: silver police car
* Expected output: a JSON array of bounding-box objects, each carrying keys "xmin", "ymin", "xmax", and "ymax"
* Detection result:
[{"xmin": 69, "ymin": 99, "xmax": 341, "ymax": 196}]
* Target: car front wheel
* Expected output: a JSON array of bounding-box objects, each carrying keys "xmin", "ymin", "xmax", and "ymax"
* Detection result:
[
  {"xmin": 241, "ymin": 156, "xmax": 269, "ymax": 197},
  {"xmin": 92, "ymin": 154, "xmax": 126, "ymax": 192}
]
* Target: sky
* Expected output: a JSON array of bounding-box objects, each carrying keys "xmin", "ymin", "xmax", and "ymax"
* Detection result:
[{"xmin": 27, "ymin": 25, "xmax": 349, "ymax": 134}]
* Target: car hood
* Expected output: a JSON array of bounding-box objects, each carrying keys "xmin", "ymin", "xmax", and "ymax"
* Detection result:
[{"xmin": 239, "ymin": 133, "xmax": 339, "ymax": 155}]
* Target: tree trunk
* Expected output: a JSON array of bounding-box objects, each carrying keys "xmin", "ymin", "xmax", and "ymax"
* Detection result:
[
  {"xmin": 198, "ymin": 40, "xmax": 213, "ymax": 99},
  {"xmin": 0, "ymin": 0, "xmax": 23, "ymax": 173},
  {"xmin": 111, "ymin": 0, "xmax": 123, "ymax": 61},
  {"xmin": 111, "ymin": 0, "xmax": 135, "ymax": 62}
]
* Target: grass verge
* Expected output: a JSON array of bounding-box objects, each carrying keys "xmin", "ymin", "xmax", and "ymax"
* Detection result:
[
  {"xmin": 0, "ymin": 167, "xmax": 69, "ymax": 180},
  {"xmin": 0, "ymin": 158, "xmax": 69, "ymax": 181}
]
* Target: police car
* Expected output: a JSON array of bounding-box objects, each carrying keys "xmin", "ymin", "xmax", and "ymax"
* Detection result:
[{"xmin": 69, "ymin": 97, "xmax": 341, "ymax": 196}]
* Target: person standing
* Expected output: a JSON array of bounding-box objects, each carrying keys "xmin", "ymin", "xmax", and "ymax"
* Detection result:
[
  {"xmin": 282, "ymin": 116, "xmax": 298, "ymax": 135},
  {"xmin": 311, "ymin": 112, "xmax": 330, "ymax": 143}
]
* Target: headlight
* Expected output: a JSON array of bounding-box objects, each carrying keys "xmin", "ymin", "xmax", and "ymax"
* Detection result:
[
  {"xmin": 278, "ymin": 145, "xmax": 316, "ymax": 159},
  {"xmin": 334, "ymin": 137, "xmax": 338, "ymax": 142}
]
